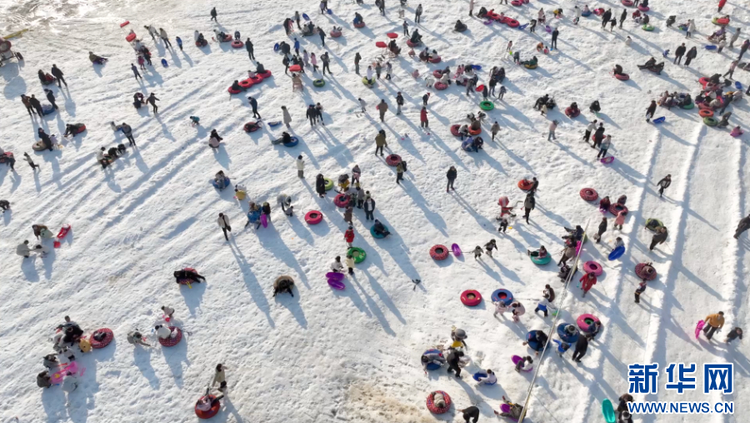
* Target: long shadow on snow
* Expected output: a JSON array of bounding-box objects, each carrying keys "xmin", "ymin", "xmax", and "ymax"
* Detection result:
[
  {"xmin": 256, "ymin": 223, "xmax": 311, "ymax": 289},
  {"xmin": 274, "ymin": 290, "xmax": 308, "ymax": 328},
  {"xmin": 228, "ymin": 242, "xmax": 275, "ymax": 327},
  {"xmin": 352, "ymin": 272, "xmax": 396, "ymax": 336}
]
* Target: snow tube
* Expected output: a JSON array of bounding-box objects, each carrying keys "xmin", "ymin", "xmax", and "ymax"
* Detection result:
[
  {"xmin": 557, "ymin": 323, "xmax": 580, "ymax": 343},
  {"xmin": 429, "ymin": 56, "xmax": 442, "ymax": 64},
  {"xmin": 120, "ymin": 21, "xmax": 130, "ymax": 27},
  {"xmin": 479, "ymin": 101, "xmax": 494, "ymax": 111},
  {"xmin": 526, "ymin": 330, "xmax": 545, "ymax": 351},
  {"xmin": 452, "ymin": 244, "xmax": 462, "ymax": 256},
  {"xmin": 228, "ymin": 87, "xmax": 243, "ymax": 94},
  {"xmin": 580, "ymin": 188, "xmax": 599, "ymax": 201},
  {"xmin": 330, "ymin": 30, "xmax": 342, "ymax": 38},
  {"xmin": 334, "ymin": 193, "xmax": 350, "ymax": 208},
  {"xmin": 468, "ymin": 127, "xmax": 482, "ymax": 136},
  {"xmin": 635, "ymin": 263, "xmax": 657, "ymax": 281},
  {"xmin": 304, "ymin": 210, "xmax": 323, "ymax": 224},
  {"xmin": 423, "ymin": 349, "xmax": 443, "ymax": 370},
  {"xmin": 387, "ymin": 32, "xmax": 398, "ymax": 39},
  {"xmin": 492, "ymin": 289, "xmax": 514, "ymax": 305},
  {"xmin": 642, "ymin": 24, "xmax": 654, "ymax": 31},
  {"xmin": 32, "ymin": 141, "xmax": 47, "ymax": 151},
  {"xmin": 231, "ymin": 40, "xmax": 244, "ymax": 48},
  {"xmin": 608, "ymin": 245, "xmax": 626, "ymax": 260},
  {"xmin": 645, "ymin": 218, "xmax": 664, "ymax": 231},
  {"xmin": 511, "ymin": 0, "xmax": 523, "ymax": 5},
  {"xmin": 713, "ymin": 17, "xmax": 730, "ymax": 26},
  {"xmin": 324, "ymin": 178, "xmax": 334, "ymax": 190},
  {"xmin": 593, "ymin": 8, "xmax": 605, "ymax": 16},
  {"xmin": 638, "ymin": 5, "xmax": 650, "ymax": 11},
  {"xmin": 576, "ymin": 314, "xmax": 600, "ymax": 332},
  {"xmin": 126, "ymin": 33, "xmax": 137, "ymax": 42},
  {"xmin": 622, "ymin": 0, "xmax": 634, "ymax": 5},
  {"xmin": 257, "ymin": 70, "xmax": 272, "ymax": 79},
  {"xmin": 406, "ymin": 39, "xmax": 420, "ymax": 47},
  {"xmin": 243, "ymin": 122, "xmax": 261, "ymax": 132},
  {"xmin": 450, "ymin": 125, "xmax": 461, "ymax": 136},
  {"xmin": 362, "ymin": 77, "xmax": 375, "ymax": 87},
  {"xmin": 461, "ymin": 290, "xmax": 482, "ymax": 306},
  {"xmin": 601, "ymin": 156, "xmax": 615, "ymax": 164},
  {"xmin": 430, "ymin": 244, "xmax": 449, "ymax": 260},
  {"xmin": 176, "ymin": 267, "xmax": 198, "ymax": 285},
  {"xmin": 506, "ymin": 19, "xmax": 520, "ymax": 28},
  {"xmin": 524, "ymin": 63, "xmax": 538, "ymax": 69},
  {"xmin": 518, "ymin": 179, "xmax": 534, "ymax": 191},
  {"xmin": 283, "ymin": 137, "xmax": 299, "ymax": 147},
  {"xmin": 72, "ymin": 124, "xmax": 86, "ymax": 134},
  {"xmin": 386, "ymin": 154, "xmax": 402, "ymax": 166},
  {"xmin": 699, "ymin": 109, "xmax": 714, "ymax": 118},
  {"xmin": 42, "ymin": 104, "xmax": 55, "ymax": 115},
  {"xmin": 354, "ymin": 21, "xmax": 366, "ymax": 28},
  {"xmin": 583, "ymin": 261, "xmax": 603, "ymax": 276},
  {"xmin": 158, "ymin": 326, "xmax": 183, "ymax": 347},
  {"xmin": 248, "ymin": 75, "xmax": 263, "ymax": 85},
  {"xmin": 89, "ymin": 328, "xmax": 114, "ymax": 349},
  {"xmin": 565, "ymin": 107, "xmax": 580, "ymax": 118},
  {"xmin": 426, "ymin": 391, "xmax": 452, "ymax": 414},
  {"xmin": 475, "ymin": 84, "xmax": 485, "ymax": 93},
  {"xmin": 195, "ymin": 396, "xmax": 221, "ymax": 419},
  {"xmin": 615, "ymin": 73, "xmax": 630, "ymax": 81},
  {"xmin": 434, "ymin": 82, "xmax": 448, "ymax": 90},
  {"xmin": 370, "ymin": 224, "xmax": 388, "ymax": 239},
  {"xmin": 699, "ymin": 76, "xmax": 709, "ymax": 87},
  {"xmin": 473, "ymin": 372, "xmax": 497, "ymax": 385},
  {"xmin": 581, "ymin": 10, "xmax": 592, "ymax": 17},
  {"xmin": 239, "ymin": 79, "xmax": 254, "ymax": 89},
  {"xmin": 212, "ymin": 177, "xmax": 230, "ymax": 190},
  {"xmin": 375, "ymin": 41, "xmax": 387, "ymax": 48},
  {"xmin": 312, "ymin": 79, "xmax": 325, "ymax": 87},
  {"xmin": 705, "ymin": 45, "xmax": 718, "ymax": 50},
  {"xmin": 609, "ymin": 203, "xmax": 628, "ymax": 216},
  {"xmin": 653, "ymin": 116, "xmax": 665, "ymax": 124},
  {"xmin": 681, "ymin": 102, "xmax": 695, "ymax": 110},
  {"xmin": 432, "ymin": 70, "xmax": 443, "ymax": 79},
  {"xmin": 703, "ymin": 117, "xmax": 719, "ymax": 127},
  {"xmin": 531, "ymin": 254, "xmax": 551, "ymax": 265},
  {"xmin": 289, "ymin": 64, "xmax": 301, "ymax": 72},
  {"xmin": 348, "ymin": 247, "xmax": 366, "ymax": 264}
]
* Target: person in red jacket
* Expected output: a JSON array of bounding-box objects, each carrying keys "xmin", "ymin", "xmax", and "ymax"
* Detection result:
[
  {"xmin": 420, "ymin": 106, "xmax": 429, "ymax": 128},
  {"xmin": 580, "ymin": 272, "xmax": 597, "ymax": 297},
  {"xmin": 345, "ymin": 225, "xmax": 355, "ymax": 247},
  {"xmin": 718, "ymin": 0, "xmax": 727, "ymax": 12}
]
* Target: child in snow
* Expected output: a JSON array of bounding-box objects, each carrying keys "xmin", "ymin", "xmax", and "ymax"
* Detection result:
[
  {"xmin": 331, "ymin": 256, "xmax": 344, "ymax": 273},
  {"xmin": 510, "ymin": 301, "xmax": 525, "ymax": 322},
  {"xmin": 346, "ymin": 254, "xmax": 355, "ymax": 275},
  {"xmin": 553, "ymin": 339, "xmax": 571, "ymax": 357},
  {"xmin": 493, "ymin": 300, "xmax": 509, "ymax": 317},
  {"xmin": 473, "ymin": 246, "xmax": 483, "ymax": 260},
  {"xmin": 634, "ymin": 281, "xmax": 647, "ymax": 303},
  {"xmin": 161, "ymin": 306, "xmax": 175, "ymax": 320},
  {"xmin": 725, "ymin": 327, "xmax": 743, "ymax": 343},
  {"xmin": 484, "ymin": 239, "xmax": 497, "ymax": 257},
  {"xmin": 514, "ymin": 356, "xmax": 533, "ymax": 372},
  {"xmin": 580, "ymin": 272, "xmax": 597, "ymax": 297}
]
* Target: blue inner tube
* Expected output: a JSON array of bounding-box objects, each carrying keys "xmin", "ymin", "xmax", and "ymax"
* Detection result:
[
  {"xmin": 472, "ymin": 372, "xmax": 497, "ymax": 385},
  {"xmin": 370, "ymin": 224, "xmax": 387, "ymax": 238},
  {"xmin": 526, "ymin": 330, "xmax": 544, "ymax": 351},
  {"xmin": 557, "ymin": 323, "xmax": 580, "ymax": 343},
  {"xmin": 423, "ymin": 349, "xmax": 442, "ymax": 370},
  {"xmin": 212, "ymin": 177, "xmax": 230, "ymax": 190},
  {"xmin": 284, "ymin": 137, "xmax": 299, "ymax": 147},
  {"xmin": 491, "ymin": 289, "xmax": 513, "ymax": 305}
]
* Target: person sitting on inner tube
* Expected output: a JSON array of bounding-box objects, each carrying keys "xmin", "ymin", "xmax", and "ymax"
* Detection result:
[
  {"xmin": 373, "ymin": 219, "xmax": 391, "ymax": 237},
  {"xmin": 255, "ymin": 62, "xmax": 266, "ymax": 74},
  {"xmin": 64, "ymin": 124, "xmax": 85, "ymax": 137},
  {"xmin": 534, "ymin": 94, "xmax": 549, "ymax": 110},
  {"xmin": 353, "ymin": 12, "xmax": 364, "ymax": 24},
  {"xmin": 529, "ymin": 245, "xmax": 548, "ymax": 258},
  {"xmin": 613, "ymin": 64, "xmax": 624, "ymax": 76},
  {"xmin": 421, "ymin": 351, "xmax": 446, "ymax": 371},
  {"xmin": 419, "ymin": 48, "xmax": 429, "ymax": 62},
  {"xmin": 214, "ymin": 171, "xmax": 228, "ymax": 189},
  {"xmin": 197, "ymin": 33, "xmax": 207, "ymax": 46},
  {"xmin": 666, "ymin": 15, "xmax": 676, "ymax": 27},
  {"xmin": 718, "ymin": 112, "xmax": 732, "ymax": 127},
  {"xmin": 477, "ymin": 369, "xmax": 497, "ymax": 385},
  {"xmin": 477, "ymin": 6, "xmax": 488, "ymax": 18},
  {"xmin": 440, "ymin": 70, "xmax": 451, "ymax": 86},
  {"xmin": 678, "ymin": 93, "xmax": 692, "ymax": 107},
  {"xmin": 568, "ymin": 102, "xmax": 579, "ymax": 114},
  {"xmin": 589, "ymin": 100, "xmax": 601, "ymax": 114},
  {"xmin": 459, "ymin": 124, "xmax": 470, "ymax": 139},
  {"xmin": 88, "ymin": 51, "xmax": 107, "ymax": 64},
  {"xmin": 281, "ymin": 132, "xmax": 293, "ymax": 144},
  {"xmin": 523, "ymin": 56, "xmax": 538, "ymax": 66},
  {"xmin": 497, "ymin": 396, "xmax": 524, "ymax": 419},
  {"xmin": 472, "ymin": 137, "xmax": 484, "ymax": 152},
  {"xmin": 642, "ymin": 14, "xmax": 650, "ymax": 25},
  {"xmin": 617, "ymin": 195, "xmax": 627, "ymax": 206},
  {"xmin": 599, "ymin": 196, "xmax": 611, "ymax": 213},
  {"xmin": 410, "ymin": 29, "xmax": 422, "ymax": 44},
  {"xmin": 582, "ymin": 4, "xmax": 591, "ymax": 13},
  {"xmin": 454, "ymin": 20, "xmax": 467, "ymax": 32},
  {"xmin": 231, "ymin": 80, "xmax": 243, "ymax": 92}
]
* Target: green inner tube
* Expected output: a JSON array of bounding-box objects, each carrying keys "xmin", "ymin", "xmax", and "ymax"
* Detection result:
[
  {"xmin": 362, "ymin": 77, "xmax": 375, "ymax": 86},
  {"xmin": 531, "ymin": 254, "xmax": 552, "ymax": 265},
  {"xmin": 703, "ymin": 116, "xmax": 718, "ymax": 127},
  {"xmin": 645, "ymin": 218, "xmax": 664, "ymax": 231},
  {"xmin": 681, "ymin": 102, "xmax": 694, "ymax": 109},
  {"xmin": 313, "ymin": 79, "xmax": 325, "ymax": 87},
  {"xmin": 642, "ymin": 24, "xmax": 654, "ymax": 31},
  {"xmin": 347, "ymin": 247, "xmax": 366, "ymax": 263},
  {"xmin": 524, "ymin": 63, "xmax": 538, "ymax": 69},
  {"xmin": 479, "ymin": 101, "xmax": 495, "ymax": 111},
  {"xmin": 324, "ymin": 178, "xmax": 334, "ymax": 190}
]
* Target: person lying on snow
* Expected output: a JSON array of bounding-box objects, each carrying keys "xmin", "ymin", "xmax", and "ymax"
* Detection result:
[
  {"xmin": 373, "ymin": 219, "xmax": 391, "ymax": 237},
  {"xmin": 88, "ymin": 52, "xmax": 107, "ymax": 64},
  {"xmin": 528, "ymin": 245, "xmax": 548, "ymax": 258},
  {"xmin": 563, "ymin": 225, "xmax": 584, "ymax": 242},
  {"xmin": 495, "ymin": 396, "xmax": 524, "ymax": 419},
  {"xmin": 127, "ymin": 330, "xmax": 151, "ymax": 347},
  {"xmin": 421, "ymin": 351, "xmax": 446, "ymax": 371},
  {"xmin": 64, "ymin": 124, "xmax": 85, "ymax": 137},
  {"xmin": 174, "ymin": 269, "xmax": 206, "ymax": 284}
]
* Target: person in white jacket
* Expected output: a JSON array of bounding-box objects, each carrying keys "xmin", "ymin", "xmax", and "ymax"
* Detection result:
[
  {"xmin": 159, "ymin": 28, "xmax": 172, "ymax": 48},
  {"xmin": 598, "ymin": 135, "xmax": 612, "ymax": 158},
  {"xmin": 17, "ymin": 240, "xmax": 33, "ymax": 257},
  {"xmin": 155, "ymin": 324, "xmax": 175, "ymax": 339},
  {"xmin": 296, "ymin": 155, "xmax": 304, "ymax": 178},
  {"xmin": 476, "ymin": 369, "xmax": 497, "ymax": 385},
  {"xmin": 282, "ymin": 105, "xmax": 293, "ymax": 129},
  {"xmin": 331, "ymin": 256, "xmax": 344, "ymax": 273},
  {"xmin": 217, "ymin": 213, "xmax": 231, "ymax": 241},
  {"xmin": 548, "ymin": 120, "xmax": 558, "ymax": 141},
  {"xmin": 583, "ymin": 120, "xmax": 597, "ymax": 144}
]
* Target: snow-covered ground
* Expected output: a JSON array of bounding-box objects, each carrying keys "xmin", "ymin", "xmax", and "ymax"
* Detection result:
[{"xmin": 1, "ymin": 0, "xmax": 749, "ymax": 421}]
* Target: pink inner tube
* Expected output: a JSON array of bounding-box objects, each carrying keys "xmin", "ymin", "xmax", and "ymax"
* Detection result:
[
  {"xmin": 433, "ymin": 70, "xmax": 443, "ymax": 78},
  {"xmin": 583, "ymin": 261, "xmax": 603, "ymax": 276},
  {"xmin": 638, "ymin": 5, "xmax": 650, "ymax": 11},
  {"xmin": 450, "ymin": 125, "xmax": 460, "ymax": 136},
  {"xmin": 580, "ymin": 187, "xmax": 599, "ymax": 201},
  {"xmin": 330, "ymin": 30, "xmax": 342, "ymax": 38},
  {"xmin": 511, "ymin": 0, "xmax": 523, "ymax": 5},
  {"xmin": 506, "ymin": 19, "xmax": 520, "ymax": 27},
  {"xmin": 385, "ymin": 154, "xmax": 402, "ymax": 166},
  {"xmin": 426, "ymin": 391, "xmax": 452, "ymax": 414},
  {"xmin": 609, "ymin": 203, "xmax": 628, "ymax": 216},
  {"xmin": 434, "ymin": 82, "xmax": 448, "ymax": 90},
  {"xmin": 615, "ymin": 73, "xmax": 630, "ymax": 81},
  {"xmin": 334, "ymin": 193, "xmax": 349, "ymax": 208},
  {"xmin": 576, "ymin": 314, "xmax": 600, "ymax": 332},
  {"xmin": 429, "ymin": 56, "xmax": 442, "ymax": 63},
  {"xmin": 622, "ymin": 0, "xmax": 634, "ymax": 5},
  {"xmin": 304, "ymin": 210, "xmax": 323, "ymax": 224},
  {"xmin": 158, "ymin": 327, "xmax": 183, "ymax": 347},
  {"xmin": 231, "ymin": 40, "xmax": 244, "ymax": 48},
  {"xmin": 635, "ymin": 263, "xmax": 657, "ymax": 281}
]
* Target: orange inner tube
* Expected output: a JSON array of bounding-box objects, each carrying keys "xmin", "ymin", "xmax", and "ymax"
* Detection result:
[
  {"xmin": 699, "ymin": 109, "xmax": 714, "ymax": 118},
  {"xmin": 518, "ymin": 179, "xmax": 533, "ymax": 190}
]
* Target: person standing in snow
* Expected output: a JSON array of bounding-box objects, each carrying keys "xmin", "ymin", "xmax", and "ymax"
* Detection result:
[
  {"xmin": 446, "ymin": 166, "xmax": 457, "ymax": 192},
  {"xmin": 355, "ymin": 186, "xmax": 365, "ymax": 208},
  {"xmin": 523, "ymin": 192, "xmax": 535, "ymax": 224},
  {"xmin": 598, "ymin": 135, "xmax": 611, "ymax": 158},
  {"xmin": 344, "ymin": 225, "xmax": 355, "ymax": 247},
  {"xmin": 583, "ymin": 120, "xmax": 597, "ymax": 144},
  {"xmin": 217, "ymin": 213, "xmax": 231, "ymax": 241},
  {"xmin": 159, "ymin": 28, "xmax": 172, "ymax": 48},
  {"xmin": 395, "ymin": 92, "xmax": 404, "ymax": 115},
  {"xmin": 295, "ymin": 155, "xmax": 304, "ymax": 178},
  {"xmin": 458, "ymin": 406, "xmax": 480, "ymax": 423},
  {"xmin": 345, "ymin": 253, "xmax": 355, "ymax": 275},
  {"xmin": 24, "ymin": 153, "xmax": 40, "ymax": 171},
  {"xmin": 315, "ymin": 174, "xmax": 326, "ymax": 197},
  {"xmin": 485, "ymin": 239, "xmax": 497, "ymax": 258},
  {"xmin": 551, "ymin": 28, "xmax": 559, "ymax": 49},
  {"xmin": 657, "ymin": 174, "xmax": 671, "ymax": 197},
  {"xmin": 396, "ymin": 161, "xmax": 405, "ymax": 184},
  {"xmin": 131, "ymin": 64, "xmax": 142, "ymax": 81},
  {"xmin": 601, "ymin": 9, "xmax": 612, "ymax": 29},
  {"xmin": 306, "ymin": 105, "xmax": 317, "ymax": 126},
  {"xmin": 571, "ymin": 334, "xmax": 589, "ymax": 362},
  {"xmin": 414, "ymin": 3, "xmax": 423, "ymax": 23},
  {"xmin": 594, "ymin": 217, "xmax": 607, "ymax": 243},
  {"xmin": 377, "ymin": 99, "xmax": 388, "ymax": 122},
  {"xmin": 491, "ymin": 121, "xmax": 501, "ymax": 141},
  {"xmin": 420, "ymin": 106, "xmax": 429, "ymax": 128},
  {"xmin": 702, "ymin": 311, "xmax": 725, "ymax": 340},
  {"xmin": 354, "ymin": 52, "xmax": 362, "ymax": 74},
  {"xmin": 725, "ymin": 327, "xmax": 743, "ymax": 343},
  {"xmin": 634, "ymin": 280, "xmax": 647, "ymax": 303},
  {"xmin": 734, "ymin": 214, "xmax": 750, "ymax": 239},
  {"xmin": 118, "ymin": 122, "xmax": 135, "ymax": 146},
  {"xmin": 674, "ymin": 43, "xmax": 686, "ymax": 64},
  {"xmin": 50, "ymin": 65, "xmax": 67, "ymax": 88},
  {"xmin": 210, "ymin": 7, "xmax": 218, "ymax": 21},
  {"xmin": 147, "ymin": 93, "xmax": 159, "ymax": 113},
  {"xmin": 580, "ymin": 272, "xmax": 597, "ymax": 297},
  {"xmin": 446, "ymin": 349, "xmax": 464, "ymax": 377},
  {"xmin": 473, "ymin": 246, "xmax": 483, "ymax": 260},
  {"xmin": 248, "ymin": 96, "xmax": 260, "ymax": 119},
  {"xmin": 364, "ymin": 193, "xmax": 375, "ymax": 220},
  {"xmin": 729, "ymin": 28, "xmax": 741, "ymax": 48},
  {"xmin": 176, "ymin": 36, "xmax": 183, "ymax": 51},
  {"xmin": 645, "ymin": 100, "xmax": 657, "ymax": 122},
  {"xmin": 321, "ymin": 52, "xmax": 331, "ymax": 75},
  {"xmin": 649, "ymin": 227, "xmax": 668, "ymax": 250},
  {"xmin": 374, "ymin": 130, "xmax": 387, "ymax": 156},
  {"xmin": 548, "ymin": 120, "xmax": 558, "ymax": 141}
]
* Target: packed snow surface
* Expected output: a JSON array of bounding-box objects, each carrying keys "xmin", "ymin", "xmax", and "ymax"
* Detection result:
[{"xmin": 1, "ymin": 0, "xmax": 749, "ymax": 421}]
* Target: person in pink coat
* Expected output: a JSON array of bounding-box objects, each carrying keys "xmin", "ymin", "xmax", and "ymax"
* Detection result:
[{"xmin": 614, "ymin": 210, "xmax": 626, "ymax": 230}]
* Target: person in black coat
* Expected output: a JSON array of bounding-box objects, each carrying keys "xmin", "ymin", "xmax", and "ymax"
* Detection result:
[
  {"xmin": 29, "ymin": 94, "xmax": 44, "ymax": 116},
  {"xmin": 248, "ymin": 96, "xmax": 260, "ymax": 119},
  {"xmin": 51, "ymin": 64, "xmax": 67, "ymax": 87},
  {"xmin": 601, "ymin": 9, "xmax": 612, "ymax": 28},
  {"xmin": 364, "ymin": 195, "xmax": 376, "ymax": 220},
  {"xmin": 674, "ymin": 43, "xmax": 686, "ymax": 64},
  {"xmin": 458, "ymin": 406, "xmax": 480, "ymax": 423},
  {"xmin": 44, "ymin": 89, "xmax": 58, "ymax": 110},
  {"xmin": 684, "ymin": 46, "xmax": 697, "ymax": 66},
  {"xmin": 245, "ymin": 39, "xmax": 254, "ymax": 60},
  {"xmin": 446, "ymin": 166, "xmax": 457, "ymax": 192},
  {"xmin": 210, "ymin": 129, "xmax": 223, "ymax": 142},
  {"xmin": 646, "ymin": 100, "xmax": 657, "ymax": 122},
  {"xmin": 446, "ymin": 349, "xmax": 464, "ymax": 377},
  {"xmin": 571, "ymin": 335, "xmax": 588, "ymax": 362},
  {"xmin": 315, "ymin": 174, "xmax": 326, "ymax": 197},
  {"xmin": 306, "ymin": 105, "xmax": 317, "ymax": 126}
]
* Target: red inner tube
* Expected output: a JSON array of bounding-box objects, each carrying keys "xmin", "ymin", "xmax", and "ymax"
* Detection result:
[
  {"xmin": 511, "ymin": 0, "xmax": 523, "ymax": 5},
  {"xmin": 386, "ymin": 154, "xmax": 402, "ymax": 166},
  {"xmin": 304, "ymin": 210, "xmax": 323, "ymax": 224},
  {"xmin": 239, "ymin": 79, "xmax": 254, "ymax": 88},
  {"xmin": 434, "ymin": 82, "xmax": 448, "ymax": 90},
  {"xmin": 450, "ymin": 125, "xmax": 460, "ymax": 136},
  {"xmin": 231, "ymin": 40, "xmax": 244, "ymax": 48},
  {"xmin": 583, "ymin": 261, "xmax": 603, "ymax": 276},
  {"xmin": 258, "ymin": 70, "xmax": 272, "ymax": 79},
  {"xmin": 158, "ymin": 326, "xmax": 183, "ymax": 347},
  {"xmin": 195, "ymin": 396, "xmax": 221, "ymax": 419},
  {"xmin": 699, "ymin": 109, "xmax": 714, "ymax": 118},
  {"xmin": 615, "ymin": 73, "xmax": 630, "ymax": 81},
  {"xmin": 354, "ymin": 22, "xmax": 366, "ymax": 28},
  {"xmin": 518, "ymin": 179, "xmax": 533, "ymax": 190},
  {"xmin": 228, "ymin": 87, "xmax": 242, "ymax": 94},
  {"xmin": 334, "ymin": 193, "xmax": 349, "ymax": 208},
  {"xmin": 609, "ymin": 203, "xmax": 629, "ymax": 215},
  {"xmin": 429, "ymin": 56, "xmax": 442, "ymax": 63},
  {"xmin": 506, "ymin": 19, "xmax": 520, "ymax": 27},
  {"xmin": 433, "ymin": 70, "xmax": 443, "ymax": 78},
  {"xmin": 430, "ymin": 244, "xmax": 449, "ymax": 260},
  {"xmin": 461, "ymin": 290, "xmax": 482, "ymax": 306},
  {"xmin": 426, "ymin": 391, "xmax": 452, "ymax": 414},
  {"xmin": 565, "ymin": 107, "xmax": 580, "ymax": 117},
  {"xmin": 468, "ymin": 127, "xmax": 482, "ymax": 135},
  {"xmin": 90, "ymin": 328, "xmax": 114, "ymax": 349},
  {"xmin": 579, "ymin": 188, "xmax": 599, "ymax": 201}
]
